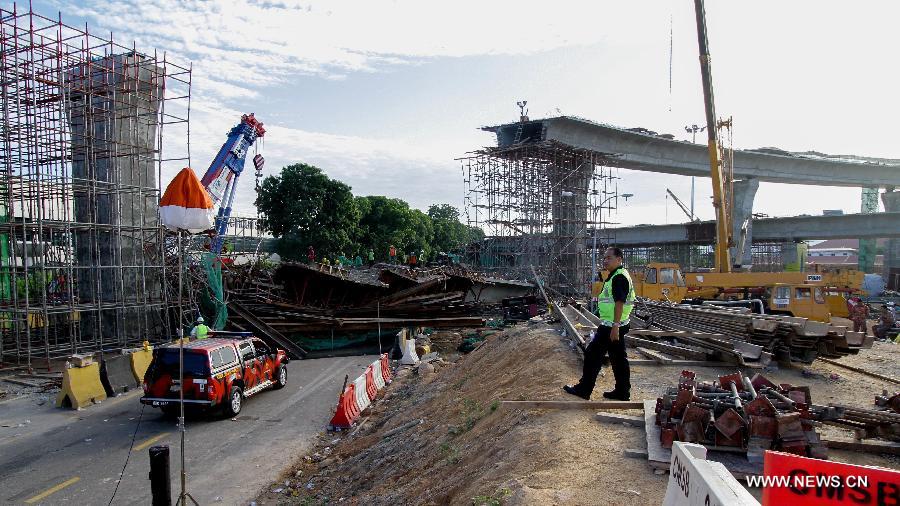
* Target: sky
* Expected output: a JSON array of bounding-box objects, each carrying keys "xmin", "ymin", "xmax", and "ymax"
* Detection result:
[{"xmin": 32, "ymin": 0, "xmax": 900, "ymax": 227}]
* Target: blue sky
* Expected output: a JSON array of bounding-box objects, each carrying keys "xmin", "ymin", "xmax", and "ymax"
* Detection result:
[{"xmin": 32, "ymin": 0, "xmax": 900, "ymax": 226}]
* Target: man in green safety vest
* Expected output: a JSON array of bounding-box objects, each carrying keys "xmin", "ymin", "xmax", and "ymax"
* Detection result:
[
  {"xmin": 190, "ymin": 316, "xmax": 209, "ymax": 340},
  {"xmin": 564, "ymin": 247, "xmax": 634, "ymax": 400}
]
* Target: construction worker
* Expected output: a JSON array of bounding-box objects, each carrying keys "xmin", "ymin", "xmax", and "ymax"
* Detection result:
[
  {"xmin": 564, "ymin": 247, "xmax": 633, "ymax": 401},
  {"xmin": 389, "ymin": 245, "xmax": 397, "ymax": 264},
  {"xmin": 848, "ymin": 296, "xmax": 868, "ymax": 334},
  {"xmin": 875, "ymin": 302, "xmax": 897, "ymax": 340},
  {"xmin": 354, "ymin": 254, "xmax": 363, "ymax": 268},
  {"xmin": 307, "ymin": 245, "xmax": 315, "ymax": 264},
  {"xmin": 367, "ymin": 248, "xmax": 375, "ymax": 266},
  {"xmin": 190, "ymin": 316, "xmax": 209, "ymax": 340},
  {"xmin": 419, "ymin": 249, "xmax": 426, "ymax": 266},
  {"xmin": 408, "ymin": 250, "xmax": 417, "ymax": 267}
]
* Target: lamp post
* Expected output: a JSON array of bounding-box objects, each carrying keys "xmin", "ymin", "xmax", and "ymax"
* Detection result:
[
  {"xmin": 591, "ymin": 193, "xmax": 633, "ymax": 304},
  {"xmin": 684, "ymin": 124, "xmax": 706, "ymax": 220}
]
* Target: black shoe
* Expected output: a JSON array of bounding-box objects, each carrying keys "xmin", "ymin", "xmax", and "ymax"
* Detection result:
[
  {"xmin": 563, "ymin": 384, "xmax": 591, "ymax": 400},
  {"xmin": 602, "ymin": 390, "xmax": 630, "ymax": 401}
]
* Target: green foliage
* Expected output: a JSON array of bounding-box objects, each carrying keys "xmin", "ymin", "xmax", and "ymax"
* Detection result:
[
  {"xmin": 449, "ymin": 398, "xmax": 487, "ymax": 435},
  {"xmin": 439, "ymin": 441, "xmax": 460, "ymax": 464},
  {"xmin": 256, "ymin": 163, "xmax": 360, "ymax": 260},
  {"xmin": 256, "ymin": 162, "xmax": 477, "ymax": 261},
  {"xmin": 472, "ymin": 488, "xmax": 512, "ymax": 506},
  {"xmin": 429, "ymin": 204, "xmax": 481, "ymax": 254}
]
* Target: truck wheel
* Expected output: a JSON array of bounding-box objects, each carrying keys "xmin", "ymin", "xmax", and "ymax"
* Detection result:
[
  {"xmin": 273, "ymin": 365, "xmax": 287, "ymax": 389},
  {"xmin": 224, "ymin": 386, "xmax": 243, "ymax": 417}
]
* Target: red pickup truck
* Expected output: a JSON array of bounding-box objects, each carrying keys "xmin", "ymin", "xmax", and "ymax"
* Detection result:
[{"xmin": 141, "ymin": 334, "xmax": 289, "ymax": 417}]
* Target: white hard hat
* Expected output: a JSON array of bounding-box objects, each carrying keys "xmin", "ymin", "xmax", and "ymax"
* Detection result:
[{"xmin": 197, "ymin": 316, "xmax": 205, "ymax": 323}]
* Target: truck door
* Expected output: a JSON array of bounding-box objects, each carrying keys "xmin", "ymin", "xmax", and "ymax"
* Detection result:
[
  {"xmin": 238, "ymin": 341, "xmax": 258, "ymax": 389},
  {"xmin": 252, "ymin": 339, "xmax": 275, "ymax": 383}
]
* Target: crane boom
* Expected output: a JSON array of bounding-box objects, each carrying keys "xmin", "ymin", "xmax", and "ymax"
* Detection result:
[
  {"xmin": 200, "ymin": 113, "xmax": 266, "ymax": 255},
  {"xmin": 693, "ymin": 0, "xmax": 732, "ymax": 273},
  {"xmin": 666, "ymin": 188, "xmax": 698, "ymax": 222}
]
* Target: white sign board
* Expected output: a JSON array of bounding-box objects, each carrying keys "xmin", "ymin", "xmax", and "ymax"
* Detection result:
[
  {"xmin": 806, "ymin": 274, "xmax": 823, "ymax": 282},
  {"xmin": 663, "ymin": 442, "xmax": 759, "ymax": 506}
]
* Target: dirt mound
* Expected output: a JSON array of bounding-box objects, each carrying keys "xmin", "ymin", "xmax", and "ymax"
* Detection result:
[{"xmin": 257, "ymin": 321, "xmax": 666, "ymax": 505}]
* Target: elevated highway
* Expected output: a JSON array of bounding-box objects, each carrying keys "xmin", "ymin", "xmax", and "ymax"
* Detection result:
[{"xmin": 485, "ymin": 116, "xmax": 900, "ymax": 187}]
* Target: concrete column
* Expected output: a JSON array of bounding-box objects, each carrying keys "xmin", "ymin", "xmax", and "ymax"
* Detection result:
[
  {"xmin": 859, "ymin": 187, "xmax": 880, "ymax": 273},
  {"xmin": 881, "ymin": 190, "xmax": 900, "ymax": 289},
  {"xmin": 781, "ymin": 241, "xmax": 808, "ymax": 272},
  {"xmin": 550, "ymin": 157, "xmax": 592, "ymax": 296},
  {"xmin": 67, "ymin": 54, "xmax": 163, "ymax": 346},
  {"xmin": 730, "ymin": 178, "xmax": 759, "ymax": 269}
]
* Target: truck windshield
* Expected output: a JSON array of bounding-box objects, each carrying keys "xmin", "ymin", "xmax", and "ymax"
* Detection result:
[{"xmin": 154, "ymin": 349, "xmax": 210, "ymax": 377}]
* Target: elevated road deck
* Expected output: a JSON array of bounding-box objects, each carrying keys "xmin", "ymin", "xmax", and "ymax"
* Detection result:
[
  {"xmin": 607, "ymin": 212, "xmax": 900, "ymax": 246},
  {"xmin": 484, "ymin": 116, "xmax": 900, "ymax": 187}
]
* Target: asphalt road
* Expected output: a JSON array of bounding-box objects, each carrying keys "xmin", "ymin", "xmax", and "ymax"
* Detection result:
[{"xmin": 0, "ymin": 355, "xmax": 375, "ymax": 505}]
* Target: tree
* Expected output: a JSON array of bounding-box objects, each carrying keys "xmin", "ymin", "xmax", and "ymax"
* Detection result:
[
  {"xmin": 428, "ymin": 204, "xmax": 480, "ymax": 253},
  {"xmin": 255, "ymin": 163, "xmax": 359, "ymax": 260},
  {"xmin": 355, "ymin": 196, "xmax": 434, "ymax": 260}
]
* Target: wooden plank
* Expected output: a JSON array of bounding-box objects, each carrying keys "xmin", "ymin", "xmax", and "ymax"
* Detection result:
[
  {"xmin": 596, "ymin": 412, "xmax": 646, "ymax": 426},
  {"xmin": 501, "ymin": 400, "xmax": 644, "ymax": 410},
  {"xmin": 823, "ymin": 437, "xmax": 900, "ymax": 455}
]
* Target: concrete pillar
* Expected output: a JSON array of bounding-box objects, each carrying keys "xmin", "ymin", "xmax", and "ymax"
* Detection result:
[
  {"xmin": 730, "ymin": 178, "xmax": 759, "ymax": 269},
  {"xmin": 67, "ymin": 54, "xmax": 163, "ymax": 346},
  {"xmin": 881, "ymin": 190, "xmax": 900, "ymax": 289},
  {"xmin": 859, "ymin": 187, "xmax": 880, "ymax": 273},
  {"xmin": 550, "ymin": 157, "xmax": 592, "ymax": 296},
  {"xmin": 781, "ymin": 241, "xmax": 808, "ymax": 272}
]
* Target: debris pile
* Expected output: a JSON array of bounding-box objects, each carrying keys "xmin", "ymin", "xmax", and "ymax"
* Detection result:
[
  {"xmin": 633, "ymin": 299, "xmax": 874, "ymax": 364},
  {"xmin": 654, "ymin": 370, "xmax": 828, "ymax": 463},
  {"xmin": 220, "ymin": 262, "xmax": 535, "ymax": 355}
]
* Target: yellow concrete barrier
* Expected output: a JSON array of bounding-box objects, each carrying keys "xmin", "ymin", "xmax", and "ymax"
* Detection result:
[
  {"xmin": 130, "ymin": 343, "xmax": 153, "ymax": 384},
  {"xmin": 56, "ymin": 362, "xmax": 107, "ymax": 409}
]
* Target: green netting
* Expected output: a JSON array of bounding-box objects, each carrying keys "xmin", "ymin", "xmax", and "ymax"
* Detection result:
[
  {"xmin": 200, "ymin": 253, "xmax": 227, "ymax": 330},
  {"xmin": 292, "ymin": 328, "xmax": 402, "ymax": 351}
]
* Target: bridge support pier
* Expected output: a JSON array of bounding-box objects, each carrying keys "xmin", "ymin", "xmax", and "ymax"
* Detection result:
[{"xmin": 882, "ymin": 190, "xmax": 900, "ymax": 289}]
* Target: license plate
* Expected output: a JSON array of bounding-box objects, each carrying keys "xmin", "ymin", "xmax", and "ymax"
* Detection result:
[{"xmin": 169, "ymin": 385, "xmax": 181, "ymax": 392}]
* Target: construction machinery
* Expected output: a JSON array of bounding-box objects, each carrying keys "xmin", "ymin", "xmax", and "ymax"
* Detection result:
[
  {"xmin": 628, "ymin": 1, "xmax": 865, "ymax": 322},
  {"xmin": 200, "ymin": 113, "xmax": 266, "ymax": 255}
]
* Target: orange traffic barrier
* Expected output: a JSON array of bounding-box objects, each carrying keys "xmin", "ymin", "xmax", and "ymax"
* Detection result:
[
  {"xmin": 364, "ymin": 365, "xmax": 378, "ymax": 401},
  {"xmin": 380, "ymin": 353, "xmax": 392, "ymax": 384},
  {"xmin": 328, "ymin": 383, "xmax": 359, "ymax": 430}
]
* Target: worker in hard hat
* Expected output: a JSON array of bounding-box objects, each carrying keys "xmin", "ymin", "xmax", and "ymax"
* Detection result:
[{"xmin": 190, "ymin": 316, "xmax": 209, "ymax": 340}]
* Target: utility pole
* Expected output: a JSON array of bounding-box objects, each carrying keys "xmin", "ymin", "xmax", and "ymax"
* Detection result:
[{"xmin": 684, "ymin": 124, "xmax": 706, "ymax": 221}]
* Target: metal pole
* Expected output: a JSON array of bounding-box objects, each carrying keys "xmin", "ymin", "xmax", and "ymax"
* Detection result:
[{"xmin": 176, "ymin": 231, "xmax": 196, "ymax": 506}]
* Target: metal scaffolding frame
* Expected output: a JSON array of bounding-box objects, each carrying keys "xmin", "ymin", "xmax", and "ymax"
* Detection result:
[
  {"xmin": 0, "ymin": 4, "xmax": 191, "ymax": 367},
  {"xmin": 461, "ymin": 141, "xmax": 619, "ymax": 296},
  {"xmin": 623, "ymin": 240, "xmax": 794, "ymax": 273}
]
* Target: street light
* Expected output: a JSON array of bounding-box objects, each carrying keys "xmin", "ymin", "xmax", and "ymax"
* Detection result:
[
  {"xmin": 591, "ymin": 193, "xmax": 634, "ymax": 302},
  {"xmin": 684, "ymin": 124, "xmax": 706, "ymax": 220}
]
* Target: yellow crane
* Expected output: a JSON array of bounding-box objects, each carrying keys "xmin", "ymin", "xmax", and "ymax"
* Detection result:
[{"xmin": 628, "ymin": 0, "xmax": 865, "ymax": 322}]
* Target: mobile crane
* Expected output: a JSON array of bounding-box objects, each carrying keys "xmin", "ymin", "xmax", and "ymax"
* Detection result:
[
  {"xmin": 629, "ymin": 1, "xmax": 865, "ymax": 321},
  {"xmin": 200, "ymin": 113, "xmax": 266, "ymax": 255}
]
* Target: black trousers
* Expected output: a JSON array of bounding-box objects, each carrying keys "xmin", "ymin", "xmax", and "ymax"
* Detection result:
[{"xmin": 577, "ymin": 324, "xmax": 630, "ymax": 395}]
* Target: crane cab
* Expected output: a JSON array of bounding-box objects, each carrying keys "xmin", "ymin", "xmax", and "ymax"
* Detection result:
[
  {"xmin": 632, "ymin": 263, "xmax": 688, "ymax": 302},
  {"xmin": 768, "ymin": 283, "xmax": 831, "ymax": 322}
]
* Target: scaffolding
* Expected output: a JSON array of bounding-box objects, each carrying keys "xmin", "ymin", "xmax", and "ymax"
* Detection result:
[
  {"xmin": 461, "ymin": 141, "xmax": 619, "ymax": 296},
  {"xmin": 623, "ymin": 240, "xmax": 795, "ymax": 273},
  {"xmin": 0, "ymin": 4, "xmax": 191, "ymax": 367}
]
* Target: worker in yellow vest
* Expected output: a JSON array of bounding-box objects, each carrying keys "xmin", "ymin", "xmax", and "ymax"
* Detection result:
[
  {"xmin": 564, "ymin": 247, "xmax": 634, "ymax": 400},
  {"xmin": 190, "ymin": 316, "xmax": 209, "ymax": 340}
]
